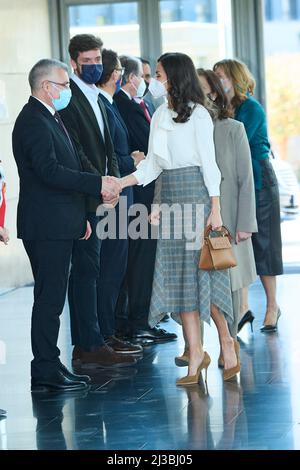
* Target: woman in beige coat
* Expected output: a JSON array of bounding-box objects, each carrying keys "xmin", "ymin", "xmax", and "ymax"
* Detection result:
[{"xmin": 153, "ymin": 69, "xmax": 257, "ymax": 373}]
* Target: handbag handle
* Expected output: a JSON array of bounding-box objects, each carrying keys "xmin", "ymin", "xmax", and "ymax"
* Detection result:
[{"xmin": 204, "ymin": 224, "xmax": 233, "ymax": 242}]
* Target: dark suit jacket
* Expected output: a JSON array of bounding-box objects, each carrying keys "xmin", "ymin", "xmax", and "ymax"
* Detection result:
[
  {"xmin": 98, "ymin": 93, "xmax": 134, "ymax": 177},
  {"xmin": 114, "ymin": 90, "xmax": 151, "ymax": 154},
  {"xmin": 12, "ymin": 96, "xmax": 101, "ymax": 240},
  {"xmin": 60, "ymin": 79, "xmax": 120, "ymax": 212},
  {"xmin": 114, "ymin": 90, "xmax": 154, "ymax": 210}
]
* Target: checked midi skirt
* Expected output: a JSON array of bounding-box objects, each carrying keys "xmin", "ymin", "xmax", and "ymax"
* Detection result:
[{"xmin": 148, "ymin": 166, "xmax": 233, "ymax": 328}]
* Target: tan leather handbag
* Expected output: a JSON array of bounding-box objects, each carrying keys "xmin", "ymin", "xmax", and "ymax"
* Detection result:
[{"xmin": 199, "ymin": 225, "xmax": 237, "ymax": 270}]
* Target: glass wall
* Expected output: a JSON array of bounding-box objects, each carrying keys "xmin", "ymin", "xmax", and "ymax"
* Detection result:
[
  {"xmin": 263, "ymin": 0, "xmax": 300, "ymax": 265},
  {"xmin": 264, "ymin": 0, "xmax": 300, "ymax": 178},
  {"xmin": 67, "ymin": 1, "xmax": 233, "ymax": 70},
  {"xmin": 159, "ymin": 0, "xmax": 233, "ymax": 68},
  {"xmin": 69, "ymin": 2, "xmax": 141, "ymax": 56}
]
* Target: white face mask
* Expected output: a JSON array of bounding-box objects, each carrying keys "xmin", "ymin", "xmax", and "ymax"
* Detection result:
[
  {"xmin": 220, "ymin": 78, "xmax": 231, "ymax": 94},
  {"xmin": 133, "ymin": 77, "xmax": 147, "ymax": 98},
  {"xmin": 148, "ymin": 78, "xmax": 168, "ymax": 99}
]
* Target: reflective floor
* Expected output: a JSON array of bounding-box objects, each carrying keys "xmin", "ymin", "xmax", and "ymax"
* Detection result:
[{"xmin": 0, "ymin": 273, "xmax": 300, "ymax": 450}]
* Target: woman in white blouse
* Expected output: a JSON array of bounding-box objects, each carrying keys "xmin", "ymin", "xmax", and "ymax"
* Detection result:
[{"xmin": 121, "ymin": 52, "xmax": 238, "ymax": 385}]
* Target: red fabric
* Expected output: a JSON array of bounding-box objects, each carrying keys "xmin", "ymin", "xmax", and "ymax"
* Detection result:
[
  {"xmin": 139, "ymin": 100, "xmax": 151, "ymax": 124},
  {"xmin": 0, "ymin": 184, "xmax": 6, "ymax": 227}
]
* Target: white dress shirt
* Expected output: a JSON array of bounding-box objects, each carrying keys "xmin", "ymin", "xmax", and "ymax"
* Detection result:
[
  {"xmin": 71, "ymin": 74, "xmax": 105, "ymax": 141},
  {"xmin": 32, "ymin": 96, "xmax": 55, "ymax": 116},
  {"xmin": 98, "ymin": 88, "xmax": 113, "ymax": 105},
  {"xmin": 120, "ymin": 88, "xmax": 132, "ymax": 100},
  {"xmin": 133, "ymin": 102, "xmax": 221, "ymax": 196}
]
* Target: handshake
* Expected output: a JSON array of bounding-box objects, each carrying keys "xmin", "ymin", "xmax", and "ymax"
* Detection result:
[
  {"xmin": 101, "ymin": 176, "xmax": 123, "ymax": 209},
  {"xmin": 101, "ymin": 151, "xmax": 145, "ymax": 209}
]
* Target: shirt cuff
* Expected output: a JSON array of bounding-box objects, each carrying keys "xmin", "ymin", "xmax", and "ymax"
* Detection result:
[
  {"xmin": 207, "ymin": 186, "xmax": 220, "ymax": 197},
  {"xmin": 132, "ymin": 168, "xmax": 144, "ymax": 186}
]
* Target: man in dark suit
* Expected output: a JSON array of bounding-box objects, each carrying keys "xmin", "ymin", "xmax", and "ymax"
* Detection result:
[
  {"xmin": 60, "ymin": 35, "xmax": 136, "ymax": 368},
  {"xmin": 12, "ymin": 59, "xmax": 121, "ymax": 392},
  {"xmin": 96, "ymin": 48, "xmax": 144, "ymax": 355},
  {"xmin": 114, "ymin": 56, "xmax": 177, "ymax": 342}
]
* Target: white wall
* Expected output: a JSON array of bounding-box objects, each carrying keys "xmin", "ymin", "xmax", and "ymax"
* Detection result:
[{"xmin": 0, "ymin": 0, "xmax": 51, "ymax": 289}]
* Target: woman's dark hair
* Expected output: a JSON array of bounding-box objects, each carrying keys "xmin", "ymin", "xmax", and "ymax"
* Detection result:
[
  {"xmin": 197, "ymin": 68, "xmax": 230, "ymax": 120},
  {"xmin": 97, "ymin": 49, "xmax": 119, "ymax": 86},
  {"xmin": 157, "ymin": 52, "xmax": 206, "ymax": 123},
  {"xmin": 69, "ymin": 34, "xmax": 103, "ymax": 61}
]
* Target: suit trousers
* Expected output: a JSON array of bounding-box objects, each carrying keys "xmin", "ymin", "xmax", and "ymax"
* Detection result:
[
  {"xmin": 97, "ymin": 188, "xmax": 133, "ymax": 337},
  {"xmin": 23, "ymin": 239, "xmax": 73, "ymax": 378},
  {"xmin": 115, "ymin": 183, "xmax": 157, "ymax": 333},
  {"xmin": 68, "ymin": 213, "xmax": 104, "ymax": 351}
]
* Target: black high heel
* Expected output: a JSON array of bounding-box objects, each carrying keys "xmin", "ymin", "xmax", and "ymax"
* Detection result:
[
  {"xmin": 260, "ymin": 308, "xmax": 281, "ymax": 333},
  {"xmin": 237, "ymin": 310, "xmax": 255, "ymax": 333}
]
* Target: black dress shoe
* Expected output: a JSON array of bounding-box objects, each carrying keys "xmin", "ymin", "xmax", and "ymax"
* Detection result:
[
  {"xmin": 31, "ymin": 370, "xmax": 89, "ymax": 393},
  {"xmin": 237, "ymin": 310, "xmax": 255, "ymax": 333},
  {"xmin": 160, "ymin": 314, "xmax": 170, "ymax": 322},
  {"xmin": 133, "ymin": 327, "xmax": 177, "ymax": 341},
  {"xmin": 59, "ymin": 363, "xmax": 91, "ymax": 383}
]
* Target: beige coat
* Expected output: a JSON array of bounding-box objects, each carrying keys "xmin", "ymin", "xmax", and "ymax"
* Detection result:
[
  {"xmin": 214, "ymin": 118, "xmax": 257, "ymax": 291},
  {"xmin": 153, "ymin": 117, "xmax": 258, "ymax": 292}
]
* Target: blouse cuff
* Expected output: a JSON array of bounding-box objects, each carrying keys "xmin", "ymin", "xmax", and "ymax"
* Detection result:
[{"xmin": 207, "ymin": 185, "xmax": 220, "ymax": 197}]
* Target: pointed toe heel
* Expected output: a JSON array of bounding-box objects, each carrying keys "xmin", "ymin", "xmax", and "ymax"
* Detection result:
[
  {"xmin": 260, "ymin": 308, "xmax": 281, "ymax": 333},
  {"xmin": 237, "ymin": 310, "xmax": 255, "ymax": 334},
  {"xmin": 176, "ymin": 352, "xmax": 211, "ymax": 386},
  {"xmin": 223, "ymin": 340, "xmax": 241, "ymax": 381}
]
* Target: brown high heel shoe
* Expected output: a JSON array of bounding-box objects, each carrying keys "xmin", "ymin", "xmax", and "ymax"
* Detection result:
[
  {"xmin": 218, "ymin": 351, "xmax": 224, "ymax": 369},
  {"xmin": 175, "ymin": 348, "xmax": 189, "ymax": 367},
  {"xmin": 223, "ymin": 340, "xmax": 241, "ymax": 381},
  {"xmin": 176, "ymin": 352, "xmax": 211, "ymax": 386}
]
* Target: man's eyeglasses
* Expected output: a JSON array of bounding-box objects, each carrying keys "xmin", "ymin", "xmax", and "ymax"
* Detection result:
[{"xmin": 48, "ymin": 80, "xmax": 70, "ymax": 89}]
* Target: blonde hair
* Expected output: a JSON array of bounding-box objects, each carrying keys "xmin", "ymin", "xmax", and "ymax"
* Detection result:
[{"xmin": 213, "ymin": 59, "xmax": 256, "ymax": 110}]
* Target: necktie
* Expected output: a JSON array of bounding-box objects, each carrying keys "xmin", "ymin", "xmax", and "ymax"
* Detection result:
[
  {"xmin": 139, "ymin": 100, "xmax": 151, "ymax": 124},
  {"xmin": 54, "ymin": 111, "xmax": 75, "ymax": 153}
]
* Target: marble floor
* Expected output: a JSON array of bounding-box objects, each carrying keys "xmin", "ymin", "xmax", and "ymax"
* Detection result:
[{"xmin": 0, "ymin": 273, "xmax": 300, "ymax": 450}]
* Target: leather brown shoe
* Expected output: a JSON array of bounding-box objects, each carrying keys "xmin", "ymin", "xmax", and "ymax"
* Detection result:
[
  {"xmin": 72, "ymin": 344, "xmax": 137, "ymax": 369},
  {"xmin": 105, "ymin": 336, "xmax": 143, "ymax": 354}
]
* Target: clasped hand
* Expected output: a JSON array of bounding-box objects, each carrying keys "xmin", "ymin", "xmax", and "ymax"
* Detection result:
[{"xmin": 101, "ymin": 176, "xmax": 123, "ymax": 208}]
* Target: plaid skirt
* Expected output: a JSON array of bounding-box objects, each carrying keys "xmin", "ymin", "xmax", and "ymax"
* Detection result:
[{"xmin": 148, "ymin": 166, "xmax": 233, "ymax": 327}]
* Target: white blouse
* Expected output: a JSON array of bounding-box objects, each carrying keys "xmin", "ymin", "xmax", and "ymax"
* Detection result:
[{"xmin": 133, "ymin": 102, "xmax": 221, "ymax": 196}]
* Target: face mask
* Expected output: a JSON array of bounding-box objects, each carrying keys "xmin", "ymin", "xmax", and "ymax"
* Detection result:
[
  {"xmin": 148, "ymin": 78, "xmax": 167, "ymax": 99},
  {"xmin": 115, "ymin": 77, "xmax": 122, "ymax": 94},
  {"xmin": 51, "ymin": 87, "xmax": 72, "ymax": 111},
  {"xmin": 220, "ymin": 78, "xmax": 231, "ymax": 94},
  {"xmin": 80, "ymin": 64, "xmax": 103, "ymax": 84},
  {"xmin": 133, "ymin": 77, "xmax": 147, "ymax": 98}
]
